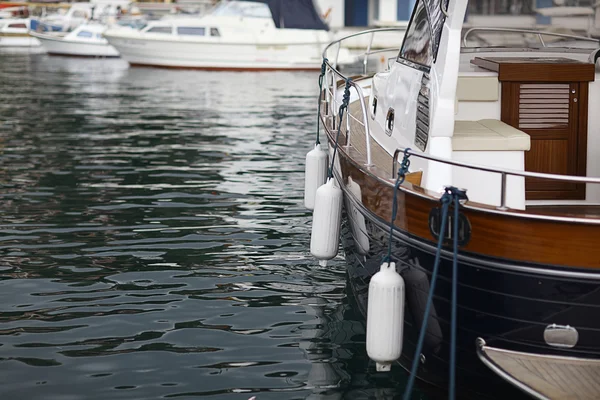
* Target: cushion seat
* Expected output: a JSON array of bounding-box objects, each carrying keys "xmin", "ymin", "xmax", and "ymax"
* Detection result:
[
  {"xmin": 456, "ymin": 75, "xmax": 499, "ymax": 101},
  {"xmin": 453, "ymin": 119, "xmax": 531, "ymax": 151}
]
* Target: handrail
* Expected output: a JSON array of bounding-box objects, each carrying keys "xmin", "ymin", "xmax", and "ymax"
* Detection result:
[
  {"xmin": 321, "ymin": 28, "xmax": 407, "ymax": 167},
  {"xmin": 440, "ymin": 0, "xmax": 449, "ymax": 17},
  {"xmin": 393, "ymin": 148, "xmax": 600, "ymax": 210},
  {"xmin": 323, "ymin": 59, "xmax": 373, "ymax": 166},
  {"xmin": 322, "ymin": 27, "xmax": 407, "ymax": 61},
  {"xmin": 462, "ymin": 27, "xmax": 600, "ymax": 48}
]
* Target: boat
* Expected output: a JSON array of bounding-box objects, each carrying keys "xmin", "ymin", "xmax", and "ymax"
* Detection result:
[
  {"xmin": 305, "ymin": 0, "xmax": 600, "ymax": 397},
  {"xmin": 0, "ymin": 18, "xmax": 40, "ymax": 47},
  {"xmin": 103, "ymin": 0, "xmax": 346, "ymax": 71},
  {"xmin": 30, "ymin": 0, "xmax": 133, "ymax": 33},
  {"xmin": 30, "ymin": 23, "xmax": 120, "ymax": 57}
]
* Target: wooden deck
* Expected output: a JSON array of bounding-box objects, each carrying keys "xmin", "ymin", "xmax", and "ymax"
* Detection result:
[
  {"xmin": 479, "ymin": 344, "xmax": 600, "ymax": 400},
  {"xmin": 526, "ymin": 205, "xmax": 600, "ymax": 219}
]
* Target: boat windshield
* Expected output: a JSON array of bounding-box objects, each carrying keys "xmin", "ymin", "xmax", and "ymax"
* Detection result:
[{"xmin": 211, "ymin": 1, "xmax": 271, "ymax": 18}]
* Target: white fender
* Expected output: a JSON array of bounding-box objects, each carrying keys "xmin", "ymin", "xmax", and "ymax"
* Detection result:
[
  {"xmin": 310, "ymin": 178, "xmax": 342, "ymax": 260},
  {"xmin": 345, "ymin": 176, "xmax": 370, "ymax": 255},
  {"xmin": 367, "ymin": 262, "xmax": 405, "ymax": 371},
  {"xmin": 304, "ymin": 143, "xmax": 328, "ymax": 210}
]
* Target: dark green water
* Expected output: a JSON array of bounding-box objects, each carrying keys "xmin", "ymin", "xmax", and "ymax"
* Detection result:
[{"xmin": 0, "ymin": 52, "xmax": 416, "ymax": 400}]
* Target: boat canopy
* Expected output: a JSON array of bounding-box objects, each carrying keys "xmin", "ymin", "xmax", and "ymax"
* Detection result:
[
  {"xmin": 266, "ymin": 0, "xmax": 328, "ymax": 30},
  {"xmin": 212, "ymin": 0, "xmax": 328, "ymax": 31}
]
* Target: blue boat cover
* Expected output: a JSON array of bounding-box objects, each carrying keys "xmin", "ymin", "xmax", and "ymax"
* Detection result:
[{"xmin": 264, "ymin": 0, "xmax": 329, "ymax": 30}]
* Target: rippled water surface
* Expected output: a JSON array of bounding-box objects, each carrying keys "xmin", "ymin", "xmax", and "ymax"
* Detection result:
[{"xmin": 0, "ymin": 52, "xmax": 416, "ymax": 400}]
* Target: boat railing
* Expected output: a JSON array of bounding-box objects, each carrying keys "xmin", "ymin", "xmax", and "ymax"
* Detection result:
[
  {"xmin": 462, "ymin": 27, "xmax": 600, "ymax": 48},
  {"xmin": 322, "ymin": 28, "xmax": 405, "ymax": 167},
  {"xmin": 323, "ymin": 59, "xmax": 373, "ymax": 166},
  {"xmin": 392, "ymin": 148, "xmax": 600, "ymax": 212},
  {"xmin": 323, "ymin": 27, "xmax": 406, "ymax": 75}
]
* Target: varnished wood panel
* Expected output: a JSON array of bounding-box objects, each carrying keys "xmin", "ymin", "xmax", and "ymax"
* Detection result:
[
  {"xmin": 525, "ymin": 139, "xmax": 578, "ymax": 197},
  {"xmin": 501, "ymin": 81, "xmax": 587, "ymax": 200},
  {"xmin": 527, "ymin": 205, "xmax": 600, "ymax": 218},
  {"xmin": 471, "ymin": 57, "xmax": 596, "ymax": 82}
]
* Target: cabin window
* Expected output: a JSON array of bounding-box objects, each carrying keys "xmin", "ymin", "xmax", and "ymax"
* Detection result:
[
  {"xmin": 147, "ymin": 26, "xmax": 172, "ymax": 34},
  {"xmin": 210, "ymin": 27, "xmax": 220, "ymax": 37},
  {"xmin": 177, "ymin": 27, "xmax": 205, "ymax": 36},
  {"xmin": 8, "ymin": 23, "xmax": 27, "ymax": 29},
  {"xmin": 77, "ymin": 31, "xmax": 93, "ymax": 38},
  {"xmin": 398, "ymin": 0, "xmax": 432, "ymax": 67}
]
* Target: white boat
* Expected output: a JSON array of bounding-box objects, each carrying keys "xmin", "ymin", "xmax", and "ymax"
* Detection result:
[
  {"xmin": 31, "ymin": 0, "xmax": 134, "ymax": 33},
  {"xmin": 30, "ymin": 23, "xmax": 119, "ymax": 57},
  {"xmin": 104, "ymin": 0, "xmax": 340, "ymax": 71},
  {"xmin": 304, "ymin": 0, "xmax": 600, "ymax": 397},
  {"xmin": 0, "ymin": 18, "xmax": 40, "ymax": 47}
]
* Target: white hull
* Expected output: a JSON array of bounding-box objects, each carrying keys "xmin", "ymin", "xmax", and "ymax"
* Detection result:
[
  {"xmin": 0, "ymin": 36, "xmax": 41, "ymax": 47},
  {"xmin": 31, "ymin": 33, "xmax": 119, "ymax": 57},
  {"xmin": 105, "ymin": 36, "xmax": 325, "ymax": 70}
]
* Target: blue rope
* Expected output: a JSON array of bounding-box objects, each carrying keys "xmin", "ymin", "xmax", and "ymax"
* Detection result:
[
  {"xmin": 402, "ymin": 186, "xmax": 466, "ymax": 400},
  {"xmin": 327, "ymin": 79, "xmax": 352, "ymax": 179},
  {"xmin": 315, "ymin": 58, "xmax": 328, "ymax": 145},
  {"xmin": 448, "ymin": 187, "xmax": 466, "ymax": 400},
  {"xmin": 384, "ymin": 148, "xmax": 411, "ymax": 263}
]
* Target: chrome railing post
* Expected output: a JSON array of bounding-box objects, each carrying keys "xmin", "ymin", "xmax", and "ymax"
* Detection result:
[
  {"xmin": 392, "ymin": 149, "xmax": 401, "ymax": 179},
  {"xmin": 364, "ymin": 31, "xmax": 375, "ymax": 75},
  {"xmin": 354, "ymin": 86, "xmax": 372, "ymax": 166},
  {"xmin": 498, "ymin": 172, "xmax": 508, "ymax": 211},
  {"xmin": 345, "ymin": 100, "xmax": 351, "ymax": 146}
]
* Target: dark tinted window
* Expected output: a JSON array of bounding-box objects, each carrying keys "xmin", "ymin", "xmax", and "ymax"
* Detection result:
[
  {"xmin": 177, "ymin": 27, "xmax": 205, "ymax": 36},
  {"xmin": 147, "ymin": 26, "xmax": 172, "ymax": 34},
  {"xmin": 210, "ymin": 27, "xmax": 220, "ymax": 37},
  {"xmin": 398, "ymin": 0, "xmax": 432, "ymax": 67},
  {"xmin": 8, "ymin": 23, "xmax": 27, "ymax": 29}
]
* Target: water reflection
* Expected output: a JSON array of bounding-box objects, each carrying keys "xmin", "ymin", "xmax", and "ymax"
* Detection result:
[{"xmin": 0, "ymin": 53, "xmax": 415, "ymax": 399}]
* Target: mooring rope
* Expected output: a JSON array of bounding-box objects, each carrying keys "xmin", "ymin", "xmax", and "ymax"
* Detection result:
[
  {"xmin": 448, "ymin": 187, "xmax": 467, "ymax": 400},
  {"xmin": 383, "ymin": 148, "xmax": 411, "ymax": 263},
  {"xmin": 402, "ymin": 186, "xmax": 466, "ymax": 400},
  {"xmin": 315, "ymin": 58, "xmax": 328, "ymax": 146},
  {"xmin": 327, "ymin": 79, "xmax": 351, "ymax": 180}
]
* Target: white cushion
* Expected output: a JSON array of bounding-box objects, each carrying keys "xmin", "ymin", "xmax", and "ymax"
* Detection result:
[
  {"xmin": 453, "ymin": 119, "xmax": 531, "ymax": 151},
  {"xmin": 456, "ymin": 76, "xmax": 499, "ymax": 101}
]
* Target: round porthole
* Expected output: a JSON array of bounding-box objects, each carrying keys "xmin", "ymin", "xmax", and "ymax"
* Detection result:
[{"xmin": 385, "ymin": 108, "xmax": 395, "ymax": 136}]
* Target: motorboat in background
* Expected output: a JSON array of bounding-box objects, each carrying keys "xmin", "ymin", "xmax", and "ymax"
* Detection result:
[
  {"xmin": 0, "ymin": 3, "xmax": 29, "ymax": 19},
  {"xmin": 305, "ymin": 0, "xmax": 600, "ymax": 397},
  {"xmin": 30, "ymin": 22, "xmax": 120, "ymax": 57},
  {"xmin": 0, "ymin": 18, "xmax": 40, "ymax": 48},
  {"xmin": 27, "ymin": 0, "xmax": 144, "ymax": 58},
  {"xmin": 30, "ymin": 0, "xmax": 135, "ymax": 33},
  {"xmin": 104, "ymin": 0, "xmax": 353, "ymax": 71}
]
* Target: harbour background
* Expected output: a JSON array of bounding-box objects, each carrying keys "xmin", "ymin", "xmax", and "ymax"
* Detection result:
[{"xmin": 0, "ymin": 52, "xmax": 426, "ymax": 399}]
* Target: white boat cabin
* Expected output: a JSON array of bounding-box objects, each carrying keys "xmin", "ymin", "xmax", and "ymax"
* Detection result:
[{"xmin": 137, "ymin": 0, "xmax": 329, "ymax": 43}]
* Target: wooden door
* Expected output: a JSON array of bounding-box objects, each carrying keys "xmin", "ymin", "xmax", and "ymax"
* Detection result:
[{"xmin": 501, "ymin": 81, "xmax": 588, "ymax": 200}]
